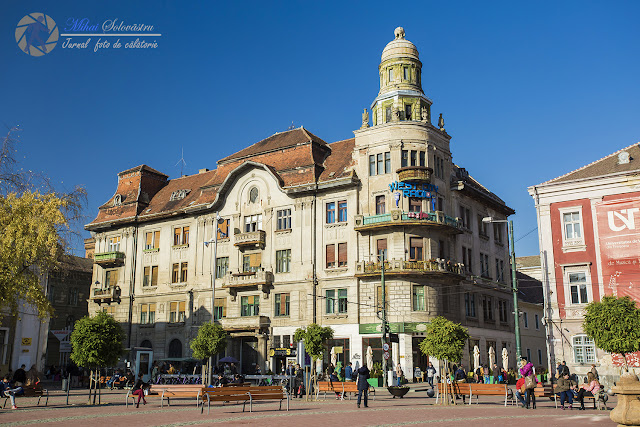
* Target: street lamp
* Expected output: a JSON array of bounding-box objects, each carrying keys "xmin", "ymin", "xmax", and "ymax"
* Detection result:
[
  {"xmin": 482, "ymin": 217, "xmax": 521, "ymax": 362},
  {"xmin": 204, "ymin": 212, "xmax": 224, "ymax": 385}
]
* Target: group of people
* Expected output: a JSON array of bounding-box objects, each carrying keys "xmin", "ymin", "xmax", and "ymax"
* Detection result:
[
  {"xmin": 0, "ymin": 364, "xmax": 41, "ymax": 410},
  {"xmin": 515, "ymin": 358, "xmax": 601, "ymax": 410}
]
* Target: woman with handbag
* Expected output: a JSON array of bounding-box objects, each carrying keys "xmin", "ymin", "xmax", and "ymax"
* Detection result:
[{"xmin": 519, "ymin": 357, "xmax": 536, "ymax": 409}]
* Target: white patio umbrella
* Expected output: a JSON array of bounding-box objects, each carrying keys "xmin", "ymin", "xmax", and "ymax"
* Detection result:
[
  {"xmin": 502, "ymin": 347, "xmax": 509, "ymax": 372},
  {"xmin": 473, "ymin": 345, "xmax": 480, "ymax": 373},
  {"xmin": 366, "ymin": 346, "xmax": 374, "ymax": 369},
  {"xmin": 488, "ymin": 346, "xmax": 496, "ymax": 369}
]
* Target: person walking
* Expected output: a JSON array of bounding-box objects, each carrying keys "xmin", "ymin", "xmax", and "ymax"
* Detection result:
[
  {"xmin": 131, "ymin": 373, "xmax": 148, "ymax": 408},
  {"xmin": 426, "ymin": 362, "xmax": 436, "ymax": 388},
  {"xmin": 576, "ymin": 372, "xmax": 600, "ymax": 410},
  {"xmin": 395, "ymin": 363, "xmax": 403, "ymax": 386},
  {"xmin": 356, "ymin": 364, "xmax": 370, "ymax": 408},
  {"xmin": 556, "ymin": 373, "xmax": 575, "ymax": 410}
]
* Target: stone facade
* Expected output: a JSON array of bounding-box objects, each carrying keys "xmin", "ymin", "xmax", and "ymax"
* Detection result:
[{"xmin": 86, "ymin": 28, "xmax": 527, "ymax": 379}]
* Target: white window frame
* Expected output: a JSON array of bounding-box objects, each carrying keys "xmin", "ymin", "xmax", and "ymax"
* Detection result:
[
  {"xmin": 559, "ymin": 206, "xmax": 586, "ymax": 252},
  {"xmin": 573, "ymin": 334, "xmax": 596, "ymax": 364},
  {"xmin": 563, "ymin": 265, "xmax": 592, "ymax": 306},
  {"xmin": 108, "ymin": 235, "xmax": 121, "ymax": 252}
]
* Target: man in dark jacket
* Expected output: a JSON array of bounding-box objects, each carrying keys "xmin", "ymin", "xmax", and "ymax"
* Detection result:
[
  {"xmin": 13, "ymin": 365, "xmax": 27, "ymax": 386},
  {"xmin": 356, "ymin": 364, "xmax": 370, "ymax": 408}
]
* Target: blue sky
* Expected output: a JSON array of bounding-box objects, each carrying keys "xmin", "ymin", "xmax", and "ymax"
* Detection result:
[{"xmin": 2, "ymin": 1, "xmax": 639, "ymax": 257}]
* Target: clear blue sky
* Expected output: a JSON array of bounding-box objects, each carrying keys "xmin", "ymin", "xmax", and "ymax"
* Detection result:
[{"xmin": 2, "ymin": 1, "xmax": 639, "ymax": 257}]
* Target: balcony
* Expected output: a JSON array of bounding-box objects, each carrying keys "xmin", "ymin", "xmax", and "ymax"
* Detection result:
[
  {"xmin": 224, "ymin": 270, "xmax": 274, "ymax": 289},
  {"xmin": 94, "ymin": 251, "xmax": 125, "ymax": 267},
  {"xmin": 90, "ymin": 285, "xmax": 121, "ymax": 304},
  {"xmin": 397, "ymin": 166, "xmax": 432, "ymax": 183},
  {"xmin": 355, "ymin": 258, "xmax": 465, "ymax": 279},
  {"xmin": 354, "ymin": 210, "xmax": 461, "ymax": 234},
  {"xmin": 218, "ymin": 315, "xmax": 270, "ymax": 332},
  {"xmin": 234, "ymin": 230, "xmax": 266, "ymax": 250}
]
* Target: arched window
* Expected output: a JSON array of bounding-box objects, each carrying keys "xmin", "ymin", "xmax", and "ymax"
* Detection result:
[
  {"xmin": 140, "ymin": 340, "xmax": 152, "ymax": 349},
  {"xmin": 249, "ymin": 187, "xmax": 259, "ymax": 203},
  {"xmin": 168, "ymin": 339, "xmax": 182, "ymax": 358}
]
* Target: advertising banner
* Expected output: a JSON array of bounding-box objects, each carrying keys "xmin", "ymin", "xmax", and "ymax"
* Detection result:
[{"xmin": 595, "ymin": 197, "xmax": 640, "ymax": 301}]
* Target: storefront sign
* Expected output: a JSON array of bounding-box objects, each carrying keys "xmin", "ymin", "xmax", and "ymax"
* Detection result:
[
  {"xmin": 333, "ymin": 346, "xmax": 343, "ymax": 354},
  {"xmin": 388, "ymin": 181, "xmax": 438, "ymax": 198},
  {"xmin": 359, "ymin": 322, "xmax": 430, "ymax": 334},
  {"xmin": 269, "ymin": 348, "xmax": 297, "ymax": 357},
  {"xmin": 21, "ymin": 338, "xmax": 32, "ymax": 346}
]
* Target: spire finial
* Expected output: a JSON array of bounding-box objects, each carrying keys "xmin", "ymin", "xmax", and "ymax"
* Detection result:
[{"xmin": 394, "ymin": 27, "xmax": 405, "ymax": 40}]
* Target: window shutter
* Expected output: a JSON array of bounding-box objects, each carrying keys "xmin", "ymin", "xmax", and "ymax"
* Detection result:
[
  {"xmin": 377, "ymin": 239, "xmax": 387, "ymax": 251},
  {"xmin": 338, "ymin": 243, "xmax": 347, "ymax": 264},
  {"xmin": 152, "ymin": 266, "xmax": 158, "ymax": 286},
  {"xmin": 250, "ymin": 253, "xmax": 261, "ymax": 268},
  {"xmin": 411, "ymin": 237, "xmax": 423, "ymax": 248},
  {"xmin": 218, "ymin": 219, "xmax": 229, "ymax": 239},
  {"xmin": 170, "ymin": 302, "xmax": 177, "ymax": 313},
  {"xmin": 280, "ymin": 294, "xmax": 288, "ymax": 315},
  {"xmin": 179, "ymin": 301, "xmax": 185, "ymax": 312},
  {"xmin": 153, "ymin": 231, "xmax": 160, "ymax": 248},
  {"xmin": 326, "ymin": 244, "xmax": 335, "ymax": 266},
  {"xmin": 146, "ymin": 233, "xmax": 152, "ymax": 248}
]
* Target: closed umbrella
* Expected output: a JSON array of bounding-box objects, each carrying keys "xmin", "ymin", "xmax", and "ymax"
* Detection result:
[
  {"xmin": 488, "ymin": 346, "xmax": 496, "ymax": 369},
  {"xmin": 473, "ymin": 345, "xmax": 480, "ymax": 373},
  {"xmin": 331, "ymin": 347, "xmax": 337, "ymax": 367},
  {"xmin": 366, "ymin": 346, "xmax": 374, "ymax": 369},
  {"xmin": 502, "ymin": 347, "xmax": 509, "ymax": 372}
]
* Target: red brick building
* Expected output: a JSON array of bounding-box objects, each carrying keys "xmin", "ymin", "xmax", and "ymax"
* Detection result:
[{"xmin": 529, "ymin": 143, "xmax": 640, "ymax": 382}]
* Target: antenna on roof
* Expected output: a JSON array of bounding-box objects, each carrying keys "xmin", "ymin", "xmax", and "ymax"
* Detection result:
[
  {"xmin": 175, "ymin": 147, "xmax": 187, "ymax": 177},
  {"xmin": 287, "ymin": 121, "xmax": 295, "ymax": 131}
]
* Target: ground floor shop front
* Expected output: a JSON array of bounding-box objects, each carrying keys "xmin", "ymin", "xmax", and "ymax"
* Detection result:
[{"xmin": 271, "ymin": 323, "xmax": 515, "ymax": 382}]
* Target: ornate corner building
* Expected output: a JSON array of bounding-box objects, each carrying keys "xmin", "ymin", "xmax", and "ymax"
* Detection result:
[{"xmin": 86, "ymin": 28, "xmax": 530, "ymax": 378}]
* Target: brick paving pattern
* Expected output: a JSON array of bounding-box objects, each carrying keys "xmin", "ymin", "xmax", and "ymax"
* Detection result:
[{"xmin": 0, "ymin": 388, "xmax": 616, "ymax": 426}]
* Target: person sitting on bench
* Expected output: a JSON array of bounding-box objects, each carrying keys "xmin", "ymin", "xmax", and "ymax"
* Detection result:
[
  {"xmin": 131, "ymin": 373, "xmax": 148, "ymax": 408},
  {"xmin": 1, "ymin": 375, "xmax": 23, "ymax": 410},
  {"xmin": 576, "ymin": 372, "xmax": 600, "ymax": 410}
]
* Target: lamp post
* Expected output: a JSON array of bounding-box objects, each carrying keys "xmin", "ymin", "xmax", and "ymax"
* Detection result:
[
  {"xmin": 204, "ymin": 213, "xmax": 223, "ymax": 385},
  {"xmin": 482, "ymin": 217, "xmax": 521, "ymax": 362}
]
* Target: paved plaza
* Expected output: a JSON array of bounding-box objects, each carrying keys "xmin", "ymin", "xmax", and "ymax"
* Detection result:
[{"xmin": 0, "ymin": 386, "xmax": 616, "ymax": 426}]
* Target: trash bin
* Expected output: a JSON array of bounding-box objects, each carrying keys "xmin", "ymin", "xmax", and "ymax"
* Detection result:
[{"xmin": 61, "ymin": 378, "xmax": 69, "ymax": 391}]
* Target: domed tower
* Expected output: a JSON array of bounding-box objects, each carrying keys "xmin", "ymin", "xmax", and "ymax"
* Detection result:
[{"xmin": 370, "ymin": 27, "xmax": 432, "ymax": 126}]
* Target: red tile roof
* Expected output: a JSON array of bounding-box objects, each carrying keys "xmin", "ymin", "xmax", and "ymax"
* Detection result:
[{"xmin": 87, "ymin": 128, "xmax": 351, "ymax": 229}]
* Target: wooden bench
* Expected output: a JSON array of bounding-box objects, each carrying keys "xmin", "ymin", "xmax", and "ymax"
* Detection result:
[
  {"xmin": 2, "ymin": 385, "xmax": 48, "ymax": 408},
  {"xmin": 315, "ymin": 381, "xmax": 375, "ymax": 401},
  {"xmin": 533, "ymin": 384, "xmax": 601, "ymax": 410},
  {"xmin": 126, "ymin": 384, "xmax": 203, "ymax": 408},
  {"xmin": 201, "ymin": 385, "xmax": 288, "ymax": 415},
  {"xmin": 435, "ymin": 382, "xmax": 471, "ymax": 404},
  {"xmin": 467, "ymin": 383, "xmax": 509, "ymax": 406}
]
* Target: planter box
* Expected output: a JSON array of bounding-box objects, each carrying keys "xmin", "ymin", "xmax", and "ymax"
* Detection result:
[{"xmin": 367, "ymin": 378, "xmax": 382, "ymax": 388}]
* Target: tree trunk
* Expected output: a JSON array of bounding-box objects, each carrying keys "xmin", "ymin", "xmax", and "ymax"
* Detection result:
[
  {"xmin": 87, "ymin": 370, "xmax": 93, "ymax": 404},
  {"xmin": 622, "ymin": 352, "xmax": 629, "ymax": 373}
]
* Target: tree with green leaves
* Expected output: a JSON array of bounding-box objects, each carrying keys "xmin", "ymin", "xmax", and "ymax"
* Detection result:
[
  {"xmin": 70, "ymin": 312, "xmax": 125, "ymax": 404},
  {"xmin": 294, "ymin": 323, "xmax": 333, "ymax": 400},
  {"xmin": 419, "ymin": 316, "xmax": 469, "ymax": 405},
  {"xmin": 190, "ymin": 323, "xmax": 227, "ymax": 375},
  {"xmin": 583, "ymin": 296, "xmax": 640, "ymax": 372},
  {"xmin": 0, "ymin": 126, "xmax": 85, "ymax": 318}
]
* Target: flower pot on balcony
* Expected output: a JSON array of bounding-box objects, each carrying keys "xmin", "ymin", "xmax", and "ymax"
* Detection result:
[{"xmin": 610, "ymin": 373, "xmax": 640, "ymax": 426}]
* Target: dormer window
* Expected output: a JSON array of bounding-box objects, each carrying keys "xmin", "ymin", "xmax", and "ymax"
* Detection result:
[
  {"xmin": 113, "ymin": 194, "xmax": 122, "ymax": 206},
  {"xmin": 170, "ymin": 189, "xmax": 190, "ymax": 201}
]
